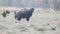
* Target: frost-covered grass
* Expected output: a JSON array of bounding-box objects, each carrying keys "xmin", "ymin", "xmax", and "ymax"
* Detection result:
[{"xmin": 0, "ymin": 7, "xmax": 60, "ymax": 34}]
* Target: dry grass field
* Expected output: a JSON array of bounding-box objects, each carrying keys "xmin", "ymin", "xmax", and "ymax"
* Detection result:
[{"xmin": 0, "ymin": 7, "xmax": 60, "ymax": 34}]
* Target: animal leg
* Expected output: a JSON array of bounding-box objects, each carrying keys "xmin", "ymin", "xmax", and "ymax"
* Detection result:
[{"xmin": 26, "ymin": 17, "xmax": 30, "ymax": 21}]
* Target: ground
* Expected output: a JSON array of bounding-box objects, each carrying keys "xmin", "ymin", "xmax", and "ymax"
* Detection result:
[{"xmin": 0, "ymin": 7, "xmax": 60, "ymax": 34}]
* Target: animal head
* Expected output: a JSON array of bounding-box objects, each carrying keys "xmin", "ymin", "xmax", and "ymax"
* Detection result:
[
  {"xmin": 2, "ymin": 10, "xmax": 10, "ymax": 18},
  {"xmin": 30, "ymin": 8, "xmax": 34, "ymax": 11},
  {"xmin": 6, "ymin": 10, "xmax": 10, "ymax": 14},
  {"xmin": 29, "ymin": 8, "xmax": 34, "ymax": 13},
  {"xmin": 28, "ymin": 8, "xmax": 34, "ymax": 15}
]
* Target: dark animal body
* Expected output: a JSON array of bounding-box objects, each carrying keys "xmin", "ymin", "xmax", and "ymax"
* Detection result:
[
  {"xmin": 2, "ymin": 10, "xmax": 10, "ymax": 18},
  {"xmin": 14, "ymin": 8, "xmax": 34, "ymax": 21}
]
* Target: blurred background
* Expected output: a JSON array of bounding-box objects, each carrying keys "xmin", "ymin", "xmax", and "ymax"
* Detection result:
[{"xmin": 0, "ymin": 0, "xmax": 60, "ymax": 10}]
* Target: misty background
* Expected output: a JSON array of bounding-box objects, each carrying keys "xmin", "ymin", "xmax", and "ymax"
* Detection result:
[{"xmin": 0, "ymin": 0, "xmax": 60, "ymax": 10}]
